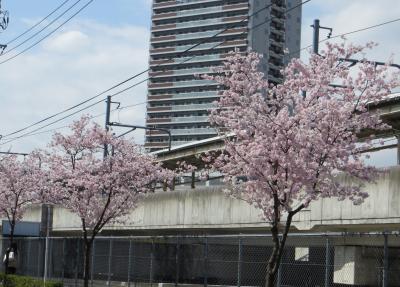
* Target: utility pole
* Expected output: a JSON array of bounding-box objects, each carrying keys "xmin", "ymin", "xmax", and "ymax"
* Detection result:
[
  {"xmin": 104, "ymin": 96, "xmax": 112, "ymax": 158},
  {"xmin": 108, "ymin": 122, "xmax": 172, "ymax": 151},
  {"xmin": 43, "ymin": 205, "xmax": 52, "ymax": 286},
  {"xmin": 312, "ymin": 19, "xmax": 319, "ymax": 54},
  {"xmin": 312, "ymin": 19, "xmax": 400, "ymax": 164},
  {"xmin": 311, "ymin": 19, "xmax": 332, "ymax": 54},
  {"xmin": 103, "ymin": 97, "xmax": 172, "ymax": 151}
]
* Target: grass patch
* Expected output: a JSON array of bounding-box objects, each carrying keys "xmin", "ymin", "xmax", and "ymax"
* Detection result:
[{"xmin": 0, "ymin": 274, "xmax": 62, "ymax": 287}]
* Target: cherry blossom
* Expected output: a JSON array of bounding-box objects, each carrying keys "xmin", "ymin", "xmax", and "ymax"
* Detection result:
[
  {"xmin": 42, "ymin": 116, "xmax": 174, "ymax": 287},
  {"xmin": 204, "ymin": 42, "xmax": 399, "ymax": 286},
  {"xmin": 0, "ymin": 152, "xmax": 45, "ymax": 273}
]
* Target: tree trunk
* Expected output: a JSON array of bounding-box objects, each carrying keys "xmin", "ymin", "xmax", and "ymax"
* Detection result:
[
  {"xmin": 4, "ymin": 222, "xmax": 15, "ymax": 275},
  {"xmin": 83, "ymin": 239, "xmax": 93, "ymax": 287},
  {"xmin": 265, "ymin": 226, "xmax": 281, "ymax": 287},
  {"xmin": 264, "ymin": 200, "xmax": 304, "ymax": 287},
  {"xmin": 265, "ymin": 267, "xmax": 278, "ymax": 287}
]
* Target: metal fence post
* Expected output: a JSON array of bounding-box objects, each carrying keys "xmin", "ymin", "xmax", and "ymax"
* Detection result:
[
  {"xmin": 203, "ymin": 237, "xmax": 208, "ymax": 287},
  {"xmin": 61, "ymin": 238, "xmax": 66, "ymax": 285},
  {"xmin": 127, "ymin": 239, "xmax": 132, "ymax": 287},
  {"xmin": 107, "ymin": 239, "xmax": 113, "ymax": 287},
  {"xmin": 325, "ymin": 237, "xmax": 330, "ymax": 287},
  {"xmin": 237, "ymin": 237, "xmax": 242, "ymax": 287},
  {"xmin": 26, "ymin": 238, "xmax": 31, "ymax": 275},
  {"xmin": 48, "ymin": 238, "xmax": 53, "ymax": 279},
  {"xmin": 150, "ymin": 239, "xmax": 154, "ymax": 285},
  {"xmin": 91, "ymin": 239, "xmax": 96, "ymax": 287},
  {"xmin": 75, "ymin": 239, "xmax": 79, "ymax": 287},
  {"xmin": 383, "ymin": 233, "xmax": 389, "ymax": 287},
  {"xmin": 176, "ymin": 237, "xmax": 180, "ymax": 286},
  {"xmin": 37, "ymin": 238, "xmax": 42, "ymax": 277}
]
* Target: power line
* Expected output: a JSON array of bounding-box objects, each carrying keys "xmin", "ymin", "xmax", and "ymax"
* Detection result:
[
  {"xmin": 0, "ymin": 0, "xmax": 306, "ymax": 145},
  {"xmin": 0, "ymin": 0, "xmax": 311, "ymax": 143},
  {"xmin": 327, "ymin": 17, "xmax": 400, "ymax": 41},
  {"xmin": 0, "ymin": 101, "xmax": 147, "ymax": 145},
  {"xmin": 0, "ymin": 0, "xmax": 93, "ymax": 64},
  {"xmin": 0, "ymin": 0, "xmax": 276, "ymax": 139},
  {"xmin": 287, "ymin": 16, "xmax": 400, "ymax": 58},
  {"xmin": 0, "ymin": 98, "xmax": 103, "ymax": 146},
  {"xmin": 4, "ymin": 0, "xmax": 71, "ymax": 46},
  {"xmin": 13, "ymin": 3, "xmax": 398, "ymax": 147}
]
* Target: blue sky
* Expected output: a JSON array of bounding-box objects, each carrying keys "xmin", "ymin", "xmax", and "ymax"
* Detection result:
[
  {"xmin": 0, "ymin": 0, "xmax": 399, "ymax": 166},
  {"xmin": 2, "ymin": 0, "xmax": 152, "ymax": 33}
]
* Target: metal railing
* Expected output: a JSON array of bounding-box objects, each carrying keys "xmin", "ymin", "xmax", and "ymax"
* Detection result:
[{"xmin": 1, "ymin": 232, "xmax": 400, "ymax": 287}]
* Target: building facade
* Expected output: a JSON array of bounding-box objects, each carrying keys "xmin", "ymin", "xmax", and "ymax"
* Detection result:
[{"xmin": 145, "ymin": 0, "xmax": 302, "ymax": 151}]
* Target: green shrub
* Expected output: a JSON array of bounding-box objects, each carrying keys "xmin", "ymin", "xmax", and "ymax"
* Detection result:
[{"xmin": 0, "ymin": 273, "xmax": 62, "ymax": 287}]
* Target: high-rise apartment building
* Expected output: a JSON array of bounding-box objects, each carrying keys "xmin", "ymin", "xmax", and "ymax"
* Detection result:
[{"xmin": 145, "ymin": 0, "xmax": 302, "ymax": 151}]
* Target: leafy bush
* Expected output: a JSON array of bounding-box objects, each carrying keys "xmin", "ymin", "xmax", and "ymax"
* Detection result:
[{"xmin": 0, "ymin": 273, "xmax": 62, "ymax": 287}]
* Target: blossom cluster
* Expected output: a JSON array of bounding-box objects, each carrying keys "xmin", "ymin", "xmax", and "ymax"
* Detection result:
[{"xmin": 204, "ymin": 42, "xmax": 399, "ymax": 220}]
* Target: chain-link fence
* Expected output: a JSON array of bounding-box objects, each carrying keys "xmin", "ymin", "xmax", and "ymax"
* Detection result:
[{"xmin": 1, "ymin": 233, "xmax": 399, "ymax": 286}]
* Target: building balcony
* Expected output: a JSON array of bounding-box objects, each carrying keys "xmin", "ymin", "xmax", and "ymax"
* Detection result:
[
  {"xmin": 271, "ymin": 4, "xmax": 285, "ymax": 13},
  {"xmin": 271, "ymin": 16, "xmax": 285, "ymax": 25},
  {"xmin": 148, "ymin": 91, "xmax": 220, "ymax": 102},
  {"xmin": 150, "ymin": 27, "xmax": 247, "ymax": 43},
  {"xmin": 144, "ymin": 142, "xmax": 170, "ymax": 148},
  {"xmin": 172, "ymin": 103, "xmax": 215, "ymax": 111},
  {"xmin": 146, "ymin": 116, "xmax": 209, "ymax": 125},
  {"xmin": 269, "ymin": 49, "xmax": 284, "ymax": 59},
  {"xmin": 149, "ymin": 54, "xmax": 226, "ymax": 67},
  {"xmin": 268, "ymin": 61, "xmax": 283, "ymax": 71},
  {"xmin": 147, "ymin": 103, "xmax": 215, "ymax": 113},
  {"xmin": 268, "ymin": 74, "xmax": 283, "ymax": 84},
  {"xmin": 146, "ymin": 127, "xmax": 217, "ymax": 137},
  {"xmin": 148, "ymin": 79, "xmax": 218, "ymax": 91},
  {"xmin": 150, "ymin": 39, "xmax": 247, "ymax": 55},
  {"xmin": 149, "ymin": 67, "xmax": 215, "ymax": 78},
  {"xmin": 153, "ymin": 0, "xmax": 221, "ymax": 10},
  {"xmin": 152, "ymin": 15, "xmax": 247, "ymax": 32},
  {"xmin": 270, "ymin": 37, "xmax": 284, "ymax": 48},
  {"xmin": 152, "ymin": 3, "xmax": 248, "ymax": 20},
  {"xmin": 270, "ymin": 25, "xmax": 285, "ymax": 35}
]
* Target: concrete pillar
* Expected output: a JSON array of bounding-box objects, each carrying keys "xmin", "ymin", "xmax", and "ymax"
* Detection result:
[{"xmin": 333, "ymin": 246, "xmax": 378, "ymax": 286}]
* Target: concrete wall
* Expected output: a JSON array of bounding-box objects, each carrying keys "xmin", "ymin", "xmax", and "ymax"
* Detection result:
[
  {"xmin": 48, "ymin": 166, "xmax": 400, "ymax": 234},
  {"xmin": 0, "ymin": 204, "xmax": 42, "ymax": 224}
]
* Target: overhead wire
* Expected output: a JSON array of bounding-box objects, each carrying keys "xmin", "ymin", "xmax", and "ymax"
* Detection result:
[
  {"xmin": 0, "ymin": 102, "xmax": 147, "ymax": 144},
  {"xmin": 0, "ymin": 0, "xmax": 278, "ymax": 139},
  {"xmin": 6, "ymin": 3, "xmax": 398, "ymax": 148},
  {"xmin": 0, "ymin": 98, "xmax": 103, "ymax": 146},
  {"xmin": 4, "ymin": 0, "xmax": 71, "ymax": 46},
  {"xmin": 286, "ymin": 16, "xmax": 400, "ymax": 58},
  {"xmin": 0, "ymin": 0, "xmax": 311, "ymax": 145},
  {"xmin": 0, "ymin": 0, "xmax": 94, "ymax": 65}
]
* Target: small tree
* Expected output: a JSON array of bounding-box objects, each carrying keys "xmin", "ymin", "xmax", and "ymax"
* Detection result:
[
  {"xmin": 44, "ymin": 116, "xmax": 174, "ymax": 287},
  {"xmin": 204, "ymin": 42, "xmax": 399, "ymax": 286},
  {"xmin": 0, "ymin": 153, "xmax": 44, "ymax": 273}
]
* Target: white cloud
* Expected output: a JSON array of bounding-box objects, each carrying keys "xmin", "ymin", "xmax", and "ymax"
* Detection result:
[
  {"xmin": 301, "ymin": 0, "xmax": 400, "ymax": 62},
  {"xmin": 0, "ymin": 19, "xmax": 150, "ymax": 152},
  {"xmin": 2, "ymin": 1, "xmax": 400, "ymax": 156},
  {"xmin": 300, "ymin": 0, "xmax": 400, "ymax": 167},
  {"xmin": 43, "ymin": 30, "xmax": 90, "ymax": 52}
]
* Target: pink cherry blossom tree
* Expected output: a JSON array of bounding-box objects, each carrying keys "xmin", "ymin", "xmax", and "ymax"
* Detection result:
[
  {"xmin": 0, "ymin": 152, "xmax": 45, "ymax": 273},
  {"xmin": 43, "ymin": 116, "xmax": 174, "ymax": 287},
  {"xmin": 204, "ymin": 42, "xmax": 399, "ymax": 286}
]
